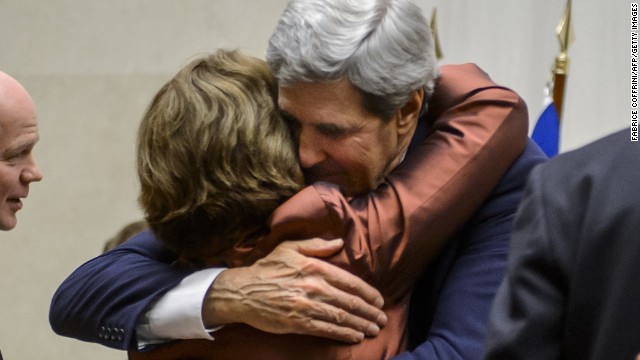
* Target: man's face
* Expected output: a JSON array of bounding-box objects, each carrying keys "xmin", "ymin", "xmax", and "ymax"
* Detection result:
[
  {"xmin": 0, "ymin": 89, "xmax": 42, "ymax": 230},
  {"xmin": 278, "ymin": 79, "xmax": 408, "ymax": 196}
]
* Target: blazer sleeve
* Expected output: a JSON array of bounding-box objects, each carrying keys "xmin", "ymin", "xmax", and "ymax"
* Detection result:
[
  {"xmin": 49, "ymin": 230, "xmax": 191, "ymax": 350},
  {"xmin": 288, "ymin": 64, "xmax": 529, "ymax": 302}
]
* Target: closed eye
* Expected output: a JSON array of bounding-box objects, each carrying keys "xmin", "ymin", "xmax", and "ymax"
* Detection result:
[
  {"xmin": 1, "ymin": 146, "xmax": 33, "ymax": 164},
  {"xmin": 317, "ymin": 123, "xmax": 348, "ymax": 137}
]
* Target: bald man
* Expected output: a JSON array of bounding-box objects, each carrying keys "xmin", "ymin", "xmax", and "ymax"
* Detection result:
[{"xmin": 0, "ymin": 71, "xmax": 43, "ymax": 231}]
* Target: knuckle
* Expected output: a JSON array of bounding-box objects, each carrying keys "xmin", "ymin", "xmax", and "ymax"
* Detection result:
[
  {"xmin": 305, "ymin": 320, "xmax": 323, "ymax": 334},
  {"xmin": 301, "ymin": 280, "xmax": 322, "ymax": 296},
  {"xmin": 346, "ymin": 280, "xmax": 361, "ymax": 293},
  {"xmin": 278, "ymin": 240, "xmax": 302, "ymax": 253},
  {"xmin": 290, "ymin": 296, "xmax": 322, "ymax": 318},
  {"xmin": 346, "ymin": 296, "xmax": 361, "ymax": 312},
  {"xmin": 286, "ymin": 294, "xmax": 308, "ymax": 310},
  {"xmin": 301, "ymin": 258, "xmax": 322, "ymax": 273},
  {"xmin": 332, "ymin": 309, "xmax": 348, "ymax": 325}
]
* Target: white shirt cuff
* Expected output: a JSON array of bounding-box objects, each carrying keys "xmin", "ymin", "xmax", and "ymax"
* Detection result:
[{"xmin": 136, "ymin": 267, "xmax": 225, "ymax": 349}]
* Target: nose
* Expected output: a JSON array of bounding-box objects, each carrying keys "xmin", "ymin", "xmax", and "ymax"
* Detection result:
[
  {"xmin": 297, "ymin": 129, "xmax": 326, "ymax": 169},
  {"xmin": 20, "ymin": 156, "xmax": 43, "ymax": 183}
]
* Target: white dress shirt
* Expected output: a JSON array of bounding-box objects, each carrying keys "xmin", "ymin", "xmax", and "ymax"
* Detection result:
[{"xmin": 136, "ymin": 268, "xmax": 224, "ymax": 348}]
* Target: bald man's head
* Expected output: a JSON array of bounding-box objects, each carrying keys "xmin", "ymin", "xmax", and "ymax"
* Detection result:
[{"xmin": 0, "ymin": 71, "xmax": 43, "ymax": 231}]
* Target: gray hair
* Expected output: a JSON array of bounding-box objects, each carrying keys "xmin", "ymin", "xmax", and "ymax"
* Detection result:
[{"xmin": 267, "ymin": 0, "xmax": 439, "ymax": 120}]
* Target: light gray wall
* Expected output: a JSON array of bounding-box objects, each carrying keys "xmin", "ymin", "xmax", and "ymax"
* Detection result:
[
  {"xmin": 427, "ymin": 0, "xmax": 629, "ymax": 151},
  {"xmin": 0, "ymin": 1, "xmax": 630, "ymax": 359}
]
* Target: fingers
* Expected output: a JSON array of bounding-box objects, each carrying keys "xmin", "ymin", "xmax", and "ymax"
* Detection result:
[
  {"xmin": 302, "ymin": 254, "xmax": 385, "ymax": 310},
  {"xmin": 274, "ymin": 256, "xmax": 387, "ymax": 336},
  {"xmin": 278, "ymin": 240, "xmax": 387, "ymax": 327},
  {"xmin": 279, "ymin": 238, "xmax": 344, "ymax": 258},
  {"xmin": 315, "ymin": 259, "xmax": 385, "ymax": 310},
  {"xmin": 305, "ymin": 297, "xmax": 384, "ymax": 338},
  {"xmin": 277, "ymin": 239, "xmax": 385, "ymax": 309},
  {"xmin": 320, "ymin": 280, "xmax": 388, "ymax": 332},
  {"xmin": 300, "ymin": 319, "xmax": 366, "ymax": 343},
  {"xmin": 280, "ymin": 290, "xmax": 381, "ymax": 342}
]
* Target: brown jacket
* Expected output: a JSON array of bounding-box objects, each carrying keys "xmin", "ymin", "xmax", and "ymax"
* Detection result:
[{"xmin": 129, "ymin": 63, "xmax": 528, "ymax": 360}]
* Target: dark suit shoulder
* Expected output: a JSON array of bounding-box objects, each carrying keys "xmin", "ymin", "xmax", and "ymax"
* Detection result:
[
  {"xmin": 533, "ymin": 129, "xmax": 639, "ymax": 216},
  {"xmin": 528, "ymin": 128, "xmax": 640, "ymax": 271},
  {"xmin": 539, "ymin": 128, "xmax": 639, "ymax": 182}
]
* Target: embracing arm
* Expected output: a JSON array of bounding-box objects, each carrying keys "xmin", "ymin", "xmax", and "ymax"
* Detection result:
[
  {"xmin": 50, "ymin": 230, "xmax": 385, "ymax": 349},
  {"xmin": 49, "ymin": 230, "xmax": 190, "ymax": 350}
]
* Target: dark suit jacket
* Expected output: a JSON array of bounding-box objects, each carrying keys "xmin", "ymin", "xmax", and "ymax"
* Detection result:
[{"xmin": 484, "ymin": 129, "xmax": 640, "ymax": 359}]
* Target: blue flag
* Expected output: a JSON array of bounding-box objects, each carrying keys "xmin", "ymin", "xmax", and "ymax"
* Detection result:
[{"xmin": 532, "ymin": 100, "xmax": 560, "ymax": 157}]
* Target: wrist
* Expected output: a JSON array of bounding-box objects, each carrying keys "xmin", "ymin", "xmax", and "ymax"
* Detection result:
[{"xmin": 202, "ymin": 268, "xmax": 245, "ymax": 328}]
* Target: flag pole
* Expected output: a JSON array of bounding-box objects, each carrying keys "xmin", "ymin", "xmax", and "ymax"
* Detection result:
[
  {"xmin": 552, "ymin": 0, "xmax": 573, "ymax": 121},
  {"xmin": 533, "ymin": 1, "xmax": 572, "ymax": 158},
  {"xmin": 430, "ymin": 7, "xmax": 444, "ymax": 61}
]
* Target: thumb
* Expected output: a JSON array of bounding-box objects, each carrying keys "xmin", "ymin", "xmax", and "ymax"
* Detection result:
[{"xmin": 282, "ymin": 238, "xmax": 344, "ymax": 258}]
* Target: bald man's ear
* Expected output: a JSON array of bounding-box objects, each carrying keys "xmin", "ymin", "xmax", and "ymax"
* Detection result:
[{"xmin": 394, "ymin": 88, "xmax": 424, "ymax": 135}]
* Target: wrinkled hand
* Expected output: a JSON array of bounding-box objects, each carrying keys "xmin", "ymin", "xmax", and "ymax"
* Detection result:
[{"xmin": 203, "ymin": 238, "xmax": 387, "ymax": 343}]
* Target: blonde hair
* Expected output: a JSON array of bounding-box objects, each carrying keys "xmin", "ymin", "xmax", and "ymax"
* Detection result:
[{"xmin": 137, "ymin": 49, "xmax": 303, "ymax": 259}]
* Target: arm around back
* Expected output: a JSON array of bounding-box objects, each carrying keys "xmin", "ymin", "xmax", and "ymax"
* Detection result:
[{"xmin": 49, "ymin": 230, "xmax": 191, "ymax": 350}]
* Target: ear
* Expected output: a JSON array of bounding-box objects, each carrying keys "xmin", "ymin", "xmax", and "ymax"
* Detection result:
[{"xmin": 394, "ymin": 88, "xmax": 424, "ymax": 136}]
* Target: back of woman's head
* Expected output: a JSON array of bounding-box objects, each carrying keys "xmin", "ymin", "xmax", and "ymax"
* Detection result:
[{"xmin": 137, "ymin": 49, "xmax": 303, "ymax": 259}]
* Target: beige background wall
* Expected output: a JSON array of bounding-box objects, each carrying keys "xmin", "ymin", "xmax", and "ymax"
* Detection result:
[{"xmin": 0, "ymin": 1, "xmax": 629, "ymax": 359}]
